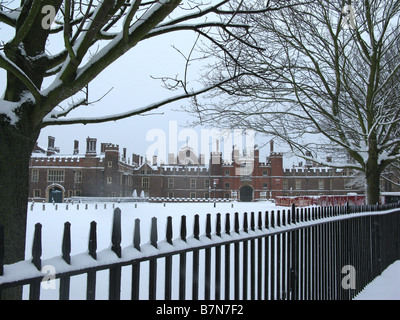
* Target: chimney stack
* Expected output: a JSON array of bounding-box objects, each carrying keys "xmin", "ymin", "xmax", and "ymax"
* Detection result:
[
  {"xmin": 86, "ymin": 137, "xmax": 97, "ymax": 156},
  {"xmin": 73, "ymin": 140, "xmax": 79, "ymax": 155},
  {"xmin": 270, "ymin": 140, "xmax": 274, "ymax": 153},
  {"xmin": 123, "ymin": 148, "xmax": 127, "ymax": 162},
  {"xmin": 46, "ymin": 136, "xmax": 59, "ymax": 155}
]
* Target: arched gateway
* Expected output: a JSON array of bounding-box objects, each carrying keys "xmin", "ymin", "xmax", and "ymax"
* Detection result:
[
  {"xmin": 46, "ymin": 184, "xmax": 65, "ymax": 203},
  {"xmin": 239, "ymin": 185, "xmax": 253, "ymax": 202}
]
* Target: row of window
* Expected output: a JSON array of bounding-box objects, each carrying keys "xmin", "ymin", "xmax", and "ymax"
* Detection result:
[
  {"xmin": 224, "ymin": 169, "xmax": 269, "ymax": 176},
  {"xmin": 33, "ymin": 170, "xmax": 353, "ymax": 191},
  {"xmin": 166, "ymin": 192, "xmax": 233, "ymax": 199},
  {"xmin": 166, "ymin": 178, "xmax": 211, "ymax": 189},
  {"xmin": 32, "ymin": 169, "xmax": 82, "ymax": 183},
  {"xmin": 32, "ymin": 169, "xmax": 134, "ymax": 187},
  {"xmin": 32, "ymin": 189, "xmax": 81, "ymax": 198}
]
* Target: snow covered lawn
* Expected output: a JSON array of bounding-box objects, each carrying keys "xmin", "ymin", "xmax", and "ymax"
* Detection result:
[
  {"xmin": 354, "ymin": 261, "xmax": 400, "ymax": 300},
  {"xmin": 25, "ymin": 201, "xmax": 278, "ymax": 260},
  {"xmin": 23, "ymin": 201, "xmax": 279, "ymax": 299},
  {"xmin": 20, "ymin": 201, "xmax": 400, "ymax": 300}
]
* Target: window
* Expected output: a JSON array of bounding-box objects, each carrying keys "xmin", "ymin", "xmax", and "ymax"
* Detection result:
[
  {"xmin": 168, "ymin": 178, "xmax": 174, "ymax": 189},
  {"xmin": 168, "ymin": 192, "xmax": 174, "ymax": 198},
  {"xmin": 33, "ymin": 189, "xmax": 41, "ymax": 198},
  {"xmin": 74, "ymin": 170, "xmax": 82, "ymax": 183},
  {"xmin": 204, "ymin": 192, "xmax": 210, "ymax": 199},
  {"xmin": 225, "ymin": 170, "xmax": 230, "ymax": 176},
  {"xmin": 224, "ymin": 193, "xmax": 230, "ymax": 199},
  {"xmin": 74, "ymin": 190, "xmax": 81, "ymax": 196},
  {"xmin": 224, "ymin": 182, "xmax": 230, "ymax": 189},
  {"xmin": 140, "ymin": 169, "xmax": 145, "ymax": 175},
  {"xmin": 262, "ymin": 170, "xmax": 268, "ymax": 176},
  {"xmin": 190, "ymin": 178, "xmax": 196, "ymax": 189},
  {"xmin": 47, "ymin": 169, "xmax": 64, "ymax": 182},
  {"xmin": 108, "ymin": 161, "xmax": 113, "ymax": 168},
  {"xmin": 318, "ymin": 180, "xmax": 324, "ymax": 190},
  {"xmin": 107, "ymin": 177, "xmax": 112, "ymax": 184},
  {"xmin": 204, "ymin": 179, "xmax": 210, "ymax": 189},
  {"xmin": 283, "ymin": 179, "xmax": 288, "ymax": 190},
  {"xmin": 32, "ymin": 169, "xmax": 39, "ymax": 182},
  {"xmin": 142, "ymin": 177, "xmax": 149, "ymax": 188},
  {"xmin": 190, "ymin": 192, "xmax": 196, "ymax": 199},
  {"xmin": 263, "ymin": 183, "xmax": 268, "ymax": 189},
  {"xmin": 295, "ymin": 179, "xmax": 302, "ymax": 190}
]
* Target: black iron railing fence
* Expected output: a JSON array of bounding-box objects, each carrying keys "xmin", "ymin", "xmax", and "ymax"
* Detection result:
[{"xmin": 1, "ymin": 203, "xmax": 399, "ymax": 300}]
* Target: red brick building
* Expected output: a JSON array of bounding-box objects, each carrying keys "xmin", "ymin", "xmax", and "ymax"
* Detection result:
[
  {"xmin": 29, "ymin": 136, "xmax": 283, "ymax": 202},
  {"xmin": 29, "ymin": 136, "xmax": 400, "ymax": 203}
]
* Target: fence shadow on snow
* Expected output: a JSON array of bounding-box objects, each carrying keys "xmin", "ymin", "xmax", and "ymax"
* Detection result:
[{"xmin": 1, "ymin": 203, "xmax": 400, "ymax": 300}]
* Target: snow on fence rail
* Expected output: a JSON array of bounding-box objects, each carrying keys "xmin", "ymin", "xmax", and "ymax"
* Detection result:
[{"xmin": 1, "ymin": 203, "xmax": 400, "ymax": 300}]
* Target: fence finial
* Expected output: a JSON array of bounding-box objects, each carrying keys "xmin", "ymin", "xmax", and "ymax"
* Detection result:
[
  {"xmin": 150, "ymin": 217, "xmax": 158, "ymax": 248},
  {"xmin": 225, "ymin": 213, "xmax": 231, "ymax": 236},
  {"xmin": 32, "ymin": 223, "xmax": 42, "ymax": 271},
  {"xmin": 216, "ymin": 213, "xmax": 221, "ymax": 237},
  {"xmin": 258, "ymin": 211, "xmax": 263, "ymax": 231},
  {"xmin": 180, "ymin": 216, "xmax": 187, "ymax": 242},
  {"xmin": 206, "ymin": 214, "xmax": 212, "ymax": 239},
  {"xmin": 62, "ymin": 222, "xmax": 71, "ymax": 265},
  {"xmin": 166, "ymin": 216, "xmax": 173, "ymax": 245},
  {"xmin": 133, "ymin": 219, "xmax": 141, "ymax": 251},
  {"xmin": 194, "ymin": 215, "xmax": 200, "ymax": 240},
  {"xmin": 243, "ymin": 212, "xmax": 248, "ymax": 233},
  {"xmin": 234, "ymin": 212, "xmax": 239, "ymax": 234},
  {"xmin": 89, "ymin": 221, "xmax": 97, "ymax": 260},
  {"xmin": 111, "ymin": 208, "xmax": 122, "ymax": 258}
]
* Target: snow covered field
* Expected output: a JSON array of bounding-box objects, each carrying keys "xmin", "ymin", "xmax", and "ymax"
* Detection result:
[
  {"xmin": 20, "ymin": 201, "xmax": 399, "ymax": 300},
  {"xmin": 23, "ymin": 201, "xmax": 279, "ymax": 299},
  {"xmin": 25, "ymin": 201, "xmax": 278, "ymax": 260},
  {"xmin": 354, "ymin": 261, "xmax": 400, "ymax": 300}
]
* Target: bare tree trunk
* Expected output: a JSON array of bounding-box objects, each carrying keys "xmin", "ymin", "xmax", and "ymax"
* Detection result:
[
  {"xmin": 0, "ymin": 118, "xmax": 39, "ymax": 299},
  {"xmin": 365, "ymin": 160, "xmax": 381, "ymax": 205}
]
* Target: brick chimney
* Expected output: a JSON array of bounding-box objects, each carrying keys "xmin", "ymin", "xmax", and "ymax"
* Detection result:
[
  {"xmin": 123, "ymin": 148, "xmax": 127, "ymax": 162},
  {"xmin": 86, "ymin": 137, "xmax": 97, "ymax": 156},
  {"xmin": 73, "ymin": 140, "xmax": 79, "ymax": 155},
  {"xmin": 47, "ymin": 136, "xmax": 59, "ymax": 155}
]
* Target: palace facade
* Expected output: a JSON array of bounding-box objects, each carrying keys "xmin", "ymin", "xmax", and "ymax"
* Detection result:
[{"xmin": 29, "ymin": 136, "xmax": 399, "ymax": 203}]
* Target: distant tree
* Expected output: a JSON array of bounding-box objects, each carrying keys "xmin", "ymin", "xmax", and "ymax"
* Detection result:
[
  {"xmin": 188, "ymin": 0, "xmax": 400, "ymax": 205},
  {"xmin": 0, "ymin": 0, "xmax": 295, "ymax": 299}
]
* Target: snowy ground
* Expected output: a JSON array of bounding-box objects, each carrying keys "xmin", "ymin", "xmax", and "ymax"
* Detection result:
[
  {"xmin": 23, "ymin": 201, "xmax": 279, "ymax": 299},
  {"xmin": 20, "ymin": 201, "xmax": 400, "ymax": 300},
  {"xmin": 354, "ymin": 261, "xmax": 400, "ymax": 300}
]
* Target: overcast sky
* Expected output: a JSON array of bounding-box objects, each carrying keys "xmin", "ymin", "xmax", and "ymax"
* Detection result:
[
  {"xmin": 0, "ymin": 4, "xmax": 292, "ymax": 168},
  {"xmin": 35, "ymin": 30, "xmax": 280, "ymax": 165}
]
